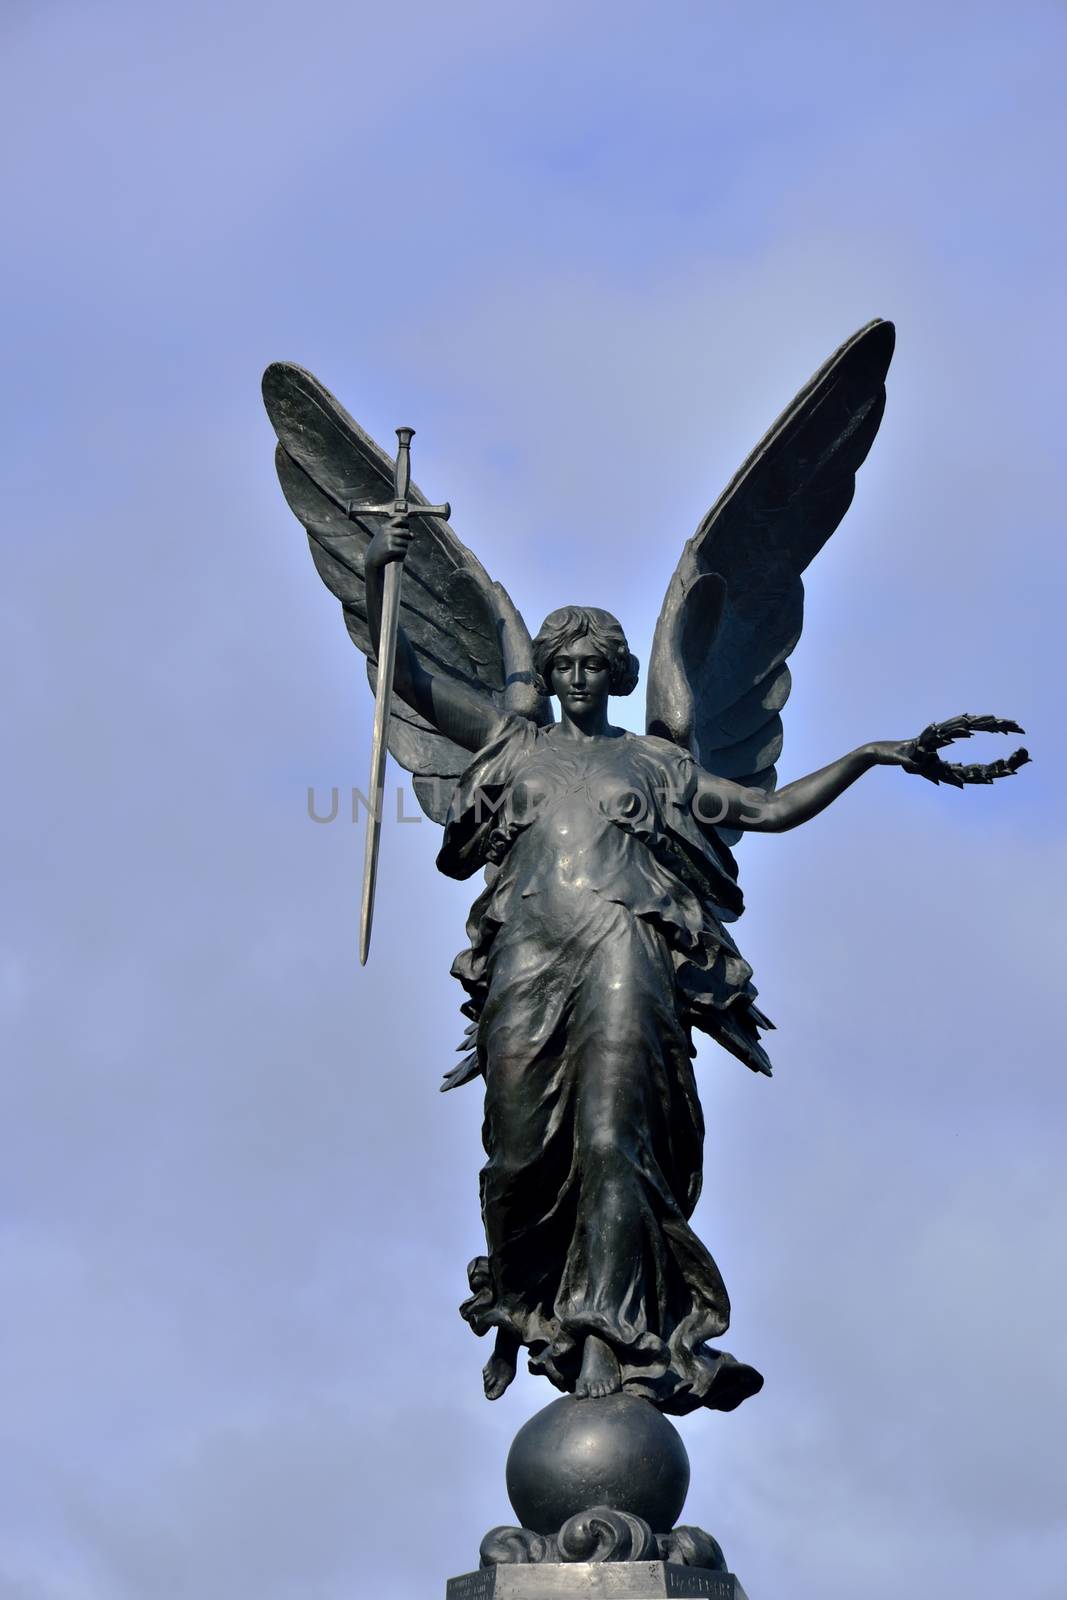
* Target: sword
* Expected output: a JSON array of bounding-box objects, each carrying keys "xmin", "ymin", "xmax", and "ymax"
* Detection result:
[{"xmin": 348, "ymin": 428, "xmax": 450, "ymax": 965}]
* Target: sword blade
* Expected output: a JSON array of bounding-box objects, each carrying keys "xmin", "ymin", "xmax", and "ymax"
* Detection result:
[{"xmin": 358, "ymin": 559, "xmax": 402, "ymax": 965}]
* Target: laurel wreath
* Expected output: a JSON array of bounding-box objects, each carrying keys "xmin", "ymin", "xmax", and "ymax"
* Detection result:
[{"xmin": 904, "ymin": 713, "xmax": 1030, "ymax": 787}]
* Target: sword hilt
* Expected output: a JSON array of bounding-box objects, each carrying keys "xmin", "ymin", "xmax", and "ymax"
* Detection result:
[
  {"xmin": 346, "ymin": 426, "xmax": 450, "ymax": 523},
  {"xmin": 394, "ymin": 426, "xmax": 414, "ymax": 501}
]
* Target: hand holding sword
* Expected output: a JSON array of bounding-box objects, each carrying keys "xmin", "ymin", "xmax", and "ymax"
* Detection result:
[
  {"xmin": 367, "ymin": 516, "xmax": 416, "ymax": 569},
  {"xmin": 352, "ymin": 428, "xmax": 450, "ymax": 965}
]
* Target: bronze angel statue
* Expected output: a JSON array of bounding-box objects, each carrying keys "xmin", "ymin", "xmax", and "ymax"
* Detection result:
[{"xmin": 263, "ymin": 319, "xmax": 1026, "ymax": 1420}]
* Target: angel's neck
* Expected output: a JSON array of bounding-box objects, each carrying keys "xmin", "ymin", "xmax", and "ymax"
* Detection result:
[{"xmin": 555, "ymin": 706, "xmax": 618, "ymax": 740}]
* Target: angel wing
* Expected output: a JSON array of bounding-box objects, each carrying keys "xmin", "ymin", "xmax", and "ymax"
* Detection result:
[
  {"xmin": 646, "ymin": 318, "xmax": 895, "ymax": 843},
  {"xmin": 262, "ymin": 363, "xmax": 551, "ymax": 822}
]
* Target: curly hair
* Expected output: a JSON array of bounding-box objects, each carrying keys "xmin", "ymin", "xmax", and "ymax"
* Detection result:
[{"xmin": 531, "ymin": 606, "xmax": 640, "ymax": 698}]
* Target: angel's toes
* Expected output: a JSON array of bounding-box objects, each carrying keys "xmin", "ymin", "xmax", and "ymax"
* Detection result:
[{"xmin": 483, "ymin": 1355, "xmax": 516, "ymax": 1401}]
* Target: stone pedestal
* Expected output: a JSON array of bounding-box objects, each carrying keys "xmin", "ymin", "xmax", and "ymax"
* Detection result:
[{"xmin": 447, "ymin": 1564, "xmax": 749, "ymax": 1600}]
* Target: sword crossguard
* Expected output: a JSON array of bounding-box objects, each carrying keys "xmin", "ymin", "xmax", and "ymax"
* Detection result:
[{"xmin": 347, "ymin": 497, "xmax": 452, "ymax": 520}]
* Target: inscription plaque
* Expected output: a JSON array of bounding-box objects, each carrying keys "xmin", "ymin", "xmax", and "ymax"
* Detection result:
[{"xmin": 446, "ymin": 1564, "xmax": 749, "ymax": 1600}]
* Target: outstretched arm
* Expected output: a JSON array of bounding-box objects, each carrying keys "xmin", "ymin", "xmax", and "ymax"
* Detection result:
[
  {"xmin": 694, "ymin": 742, "xmax": 917, "ymax": 834},
  {"xmin": 365, "ymin": 518, "xmax": 505, "ymax": 754}
]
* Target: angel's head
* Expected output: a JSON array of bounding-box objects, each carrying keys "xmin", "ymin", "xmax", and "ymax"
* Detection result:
[{"xmin": 532, "ymin": 607, "xmax": 640, "ymax": 710}]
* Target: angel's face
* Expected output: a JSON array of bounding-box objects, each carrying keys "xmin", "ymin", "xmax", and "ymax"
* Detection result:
[{"xmin": 549, "ymin": 635, "xmax": 612, "ymax": 717}]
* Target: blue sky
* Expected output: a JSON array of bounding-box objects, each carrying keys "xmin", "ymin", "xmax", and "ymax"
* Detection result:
[{"xmin": 2, "ymin": 3, "xmax": 1065, "ymax": 1597}]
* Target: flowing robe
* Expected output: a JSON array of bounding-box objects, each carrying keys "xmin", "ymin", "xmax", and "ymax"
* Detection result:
[{"xmin": 437, "ymin": 719, "xmax": 772, "ymax": 1415}]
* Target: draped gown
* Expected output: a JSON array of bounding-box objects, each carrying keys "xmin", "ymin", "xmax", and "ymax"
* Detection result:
[{"xmin": 437, "ymin": 718, "xmax": 772, "ymax": 1415}]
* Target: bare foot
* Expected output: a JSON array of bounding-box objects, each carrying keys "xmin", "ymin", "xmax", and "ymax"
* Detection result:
[
  {"xmin": 483, "ymin": 1332, "xmax": 519, "ymax": 1400},
  {"xmin": 575, "ymin": 1334, "xmax": 622, "ymax": 1399}
]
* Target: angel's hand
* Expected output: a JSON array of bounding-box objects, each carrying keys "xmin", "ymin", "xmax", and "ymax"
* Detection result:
[
  {"xmin": 366, "ymin": 516, "xmax": 414, "ymax": 570},
  {"xmin": 867, "ymin": 738, "xmax": 925, "ymax": 773},
  {"xmin": 872, "ymin": 717, "xmax": 1030, "ymax": 788}
]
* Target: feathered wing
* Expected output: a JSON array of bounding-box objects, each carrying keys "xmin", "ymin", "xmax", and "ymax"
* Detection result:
[
  {"xmin": 646, "ymin": 319, "xmax": 895, "ymax": 843},
  {"xmin": 262, "ymin": 362, "xmax": 551, "ymax": 822}
]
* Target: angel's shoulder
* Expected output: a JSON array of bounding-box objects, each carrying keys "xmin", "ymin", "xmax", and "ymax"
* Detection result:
[
  {"xmin": 471, "ymin": 711, "xmax": 543, "ymax": 765},
  {"xmin": 634, "ymin": 731, "xmax": 694, "ymax": 767}
]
